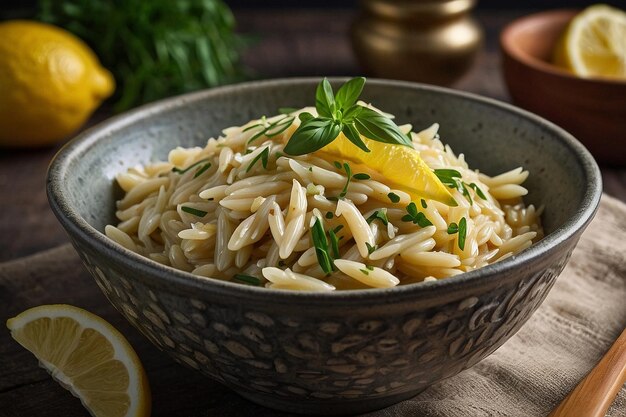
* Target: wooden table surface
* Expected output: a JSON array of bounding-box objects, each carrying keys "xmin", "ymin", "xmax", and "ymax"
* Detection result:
[{"xmin": 1, "ymin": 8, "xmax": 625, "ymax": 417}]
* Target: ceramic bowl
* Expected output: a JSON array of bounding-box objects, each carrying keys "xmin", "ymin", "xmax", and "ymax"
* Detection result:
[
  {"xmin": 501, "ymin": 9, "xmax": 626, "ymax": 166},
  {"xmin": 47, "ymin": 78, "xmax": 601, "ymax": 415}
]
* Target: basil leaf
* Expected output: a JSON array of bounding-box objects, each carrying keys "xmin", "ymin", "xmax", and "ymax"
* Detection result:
[
  {"xmin": 299, "ymin": 112, "xmax": 314, "ymax": 122},
  {"xmin": 406, "ymin": 202, "xmax": 418, "ymax": 217},
  {"xmin": 315, "ymin": 78, "xmax": 335, "ymax": 118},
  {"xmin": 284, "ymin": 118, "xmax": 340, "ymax": 155},
  {"xmin": 342, "ymin": 123, "xmax": 370, "ymax": 153},
  {"xmin": 335, "ymin": 77, "xmax": 365, "ymax": 110},
  {"xmin": 354, "ymin": 106, "xmax": 413, "ymax": 147},
  {"xmin": 342, "ymin": 104, "xmax": 363, "ymax": 123}
]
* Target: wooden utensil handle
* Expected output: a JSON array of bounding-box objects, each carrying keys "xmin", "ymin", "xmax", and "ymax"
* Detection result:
[{"xmin": 549, "ymin": 327, "xmax": 626, "ymax": 417}]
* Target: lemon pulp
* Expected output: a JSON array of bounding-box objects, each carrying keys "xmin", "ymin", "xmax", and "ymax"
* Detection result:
[
  {"xmin": 317, "ymin": 133, "xmax": 457, "ymax": 206},
  {"xmin": 6, "ymin": 304, "xmax": 151, "ymax": 417},
  {"xmin": 553, "ymin": 4, "xmax": 626, "ymax": 79}
]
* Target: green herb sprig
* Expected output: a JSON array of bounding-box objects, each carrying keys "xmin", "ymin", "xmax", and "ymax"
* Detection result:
[
  {"xmin": 283, "ymin": 77, "xmax": 412, "ymax": 156},
  {"xmin": 434, "ymin": 169, "xmax": 487, "ymax": 205},
  {"xmin": 246, "ymin": 147, "xmax": 270, "ymax": 173},
  {"xmin": 366, "ymin": 209, "xmax": 389, "ymax": 226},
  {"xmin": 311, "ymin": 217, "xmax": 334, "ymax": 275},
  {"xmin": 39, "ymin": 0, "xmax": 246, "ymax": 111},
  {"xmin": 172, "ymin": 158, "xmax": 210, "ymax": 175},
  {"xmin": 244, "ymin": 115, "xmax": 295, "ymax": 145},
  {"xmin": 402, "ymin": 203, "xmax": 433, "ymax": 227},
  {"xmin": 447, "ymin": 217, "xmax": 468, "ymax": 250}
]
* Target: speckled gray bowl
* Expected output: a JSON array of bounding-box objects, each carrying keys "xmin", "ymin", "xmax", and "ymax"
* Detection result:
[{"xmin": 47, "ymin": 78, "xmax": 601, "ymax": 415}]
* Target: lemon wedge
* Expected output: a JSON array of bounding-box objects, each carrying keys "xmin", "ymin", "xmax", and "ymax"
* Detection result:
[
  {"xmin": 553, "ymin": 4, "xmax": 626, "ymax": 79},
  {"xmin": 317, "ymin": 133, "xmax": 457, "ymax": 206},
  {"xmin": 6, "ymin": 305, "xmax": 151, "ymax": 417}
]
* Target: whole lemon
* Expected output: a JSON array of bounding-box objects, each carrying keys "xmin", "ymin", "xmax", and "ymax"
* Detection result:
[{"xmin": 0, "ymin": 20, "xmax": 114, "ymax": 148}]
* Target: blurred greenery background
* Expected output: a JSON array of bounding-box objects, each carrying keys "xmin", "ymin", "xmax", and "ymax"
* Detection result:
[{"xmin": 1, "ymin": 0, "xmax": 622, "ymax": 112}]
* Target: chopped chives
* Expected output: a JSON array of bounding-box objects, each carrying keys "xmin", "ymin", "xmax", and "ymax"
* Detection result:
[
  {"xmin": 193, "ymin": 163, "xmax": 212, "ymax": 178},
  {"xmin": 181, "ymin": 206, "xmax": 208, "ymax": 217},
  {"xmin": 172, "ymin": 158, "xmax": 211, "ymax": 174},
  {"xmin": 233, "ymin": 274, "xmax": 261, "ymax": 286}
]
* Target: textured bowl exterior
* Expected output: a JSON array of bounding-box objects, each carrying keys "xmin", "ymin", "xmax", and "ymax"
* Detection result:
[
  {"xmin": 500, "ymin": 9, "xmax": 626, "ymax": 166},
  {"xmin": 47, "ymin": 78, "xmax": 601, "ymax": 415}
]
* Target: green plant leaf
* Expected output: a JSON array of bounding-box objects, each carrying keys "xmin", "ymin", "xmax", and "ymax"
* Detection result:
[
  {"xmin": 315, "ymin": 78, "xmax": 335, "ymax": 118},
  {"xmin": 335, "ymin": 77, "xmax": 365, "ymax": 110},
  {"xmin": 342, "ymin": 123, "xmax": 370, "ymax": 153},
  {"xmin": 283, "ymin": 118, "xmax": 340, "ymax": 155},
  {"xmin": 354, "ymin": 107, "xmax": 413, "ymax": 147}
]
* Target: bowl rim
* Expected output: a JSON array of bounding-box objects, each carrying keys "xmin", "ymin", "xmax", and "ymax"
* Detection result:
[
  {"xmin": 500, "ymin": 8, "xmax": 626, "ymax": 87},
  {"xmin": 47, "ymin": 77, "xmax": 602, "ymax": 305}
]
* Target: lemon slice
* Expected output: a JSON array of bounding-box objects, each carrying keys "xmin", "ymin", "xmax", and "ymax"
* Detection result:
[
  {"xmin": 553, "ymin": 4, "xmax": 626, "ymax": 79},
  {"xmin": 6, "ymin": 305, "xmax": 151, "ymax": 417},
  {"xmin": 318, "ymin": 134, "xmax": 457, "ymax": 206}
]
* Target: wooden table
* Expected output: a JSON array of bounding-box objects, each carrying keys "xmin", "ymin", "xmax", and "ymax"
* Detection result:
[{"xmin": 1, "ymin": 8, "xmax": 625, "ymax": 416}]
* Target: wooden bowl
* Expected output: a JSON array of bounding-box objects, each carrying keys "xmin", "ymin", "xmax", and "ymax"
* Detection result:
[{"xmin": 501, "ymin": 9, "xmax": 626, "ymax": 166}]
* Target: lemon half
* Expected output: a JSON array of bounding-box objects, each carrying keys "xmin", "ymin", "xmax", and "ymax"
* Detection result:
[
  {"xmin": 554, "ymin": 4, "xmax": 626, "ymax": 79},
  {"xmin": 7, "ymin": 305, "xmax": 151, "ymax": 417}
]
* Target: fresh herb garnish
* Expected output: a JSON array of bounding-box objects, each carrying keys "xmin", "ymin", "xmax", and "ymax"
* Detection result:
[
  {"xmin": 366, "ymin": 209, "xmax": 389, "ymax": 226},
  {"xmin": 353, "ymin": 173, "xmax": 371, "ymax": 180},
  {"xmin": 469, "ymin": 183, "xmax": 487, "ymax": 200},
  {"xmin": 458, "ymin": 217, "xmax": 467, "ymax": 250},
  {"xmin": 434, "ymin": 169, "xmax": 486, "ymax": 204},
  {"xmin": 233, "ymin": 274, "xmax": 261, "ymax": 286},
  {"xmin": 246, "ymin": 147, "xmax": 270, "ymax": 173},
  {"xmin": 333, "ymin": 225, "xmax": 344, "ymax": 233},
  {"xmin": 365, "ymin": 242, "xmax": 377, "ymax": 255},
  {"xmin": 181, "ymin": 206, "xmax": 208, "ymax": 217},
  {"xmin": 434, "ymin": 169, "xmax": 462, "ymax": 188},
  {"xmin": 401, "ymin": 202, "xmax": 433, "ymax": 227},
  {"xmin": 421, "ymin": 199, "xmax": 428, "ymax": 209},
  {"xmin": 387, "ymin": 192, "xmax": 400, "ymax": 203},
  {"xmin": 333, "ymin": 161, "xmax": 342, "ymax": 169},
  {"xmin": 172, "ymin": 158, "xmax": 211, "ymax": 174},
  {"xmin": 328, "ymin": 229, "xmax": 341, "ymax": 259},
  {"xmin": 311, "ymin": 217, "xmax": 334, "ymax": 275},
  {"xmin": 365, "ymin": 265, "xmax": 374, "ymax": 271},
  {"xmin": 283, "ymin": 77, "xmax": 412, "ymax": 155},
  {"xmin": 339, "ymin": 163, "xmax": 352, "ymax": 198},
  {"xmin": 447, "ymin": 217, "xmax": 467, "ymax": 250},
  {"xmin": 325, "ymin": 211, "xmax": 334, "ymax": 219},
  {"xmin": 193, "ymin": 163, "xmax": 212, "ymax": 178},
  {"xmin": 245, "ymin": 115, "xmax": 295, "ymax": 144},
  {"xmin": 447, "ymin": 222, "xmax": 459, "ymax": 234},
  {"xmin": 359, "ymin": 269, "xmax": 370, "ymax": 275}
]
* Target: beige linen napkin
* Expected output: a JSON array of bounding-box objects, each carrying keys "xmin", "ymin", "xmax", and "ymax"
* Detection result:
[
  {"xmin": 367, "ymin": 194, "xmax": 626, "ymax": 417},
  {"xmin": 2, "ymin": 194, "xmax": 625, "ymax": 416}
]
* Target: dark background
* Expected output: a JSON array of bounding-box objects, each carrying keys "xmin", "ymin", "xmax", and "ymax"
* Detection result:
[{"xmin": 1, "ymin": 0, "xmax": 625, "ymax": 19}]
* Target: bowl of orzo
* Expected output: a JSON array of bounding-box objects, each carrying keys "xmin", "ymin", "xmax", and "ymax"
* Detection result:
[{"xmin": 47, "ymin": 78, "xmax": 601, "ymax": 415}]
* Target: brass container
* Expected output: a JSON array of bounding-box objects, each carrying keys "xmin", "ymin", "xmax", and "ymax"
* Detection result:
[{"xmin": 351, "ymin": 0, "xmax": 483, "ymax": 85}]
